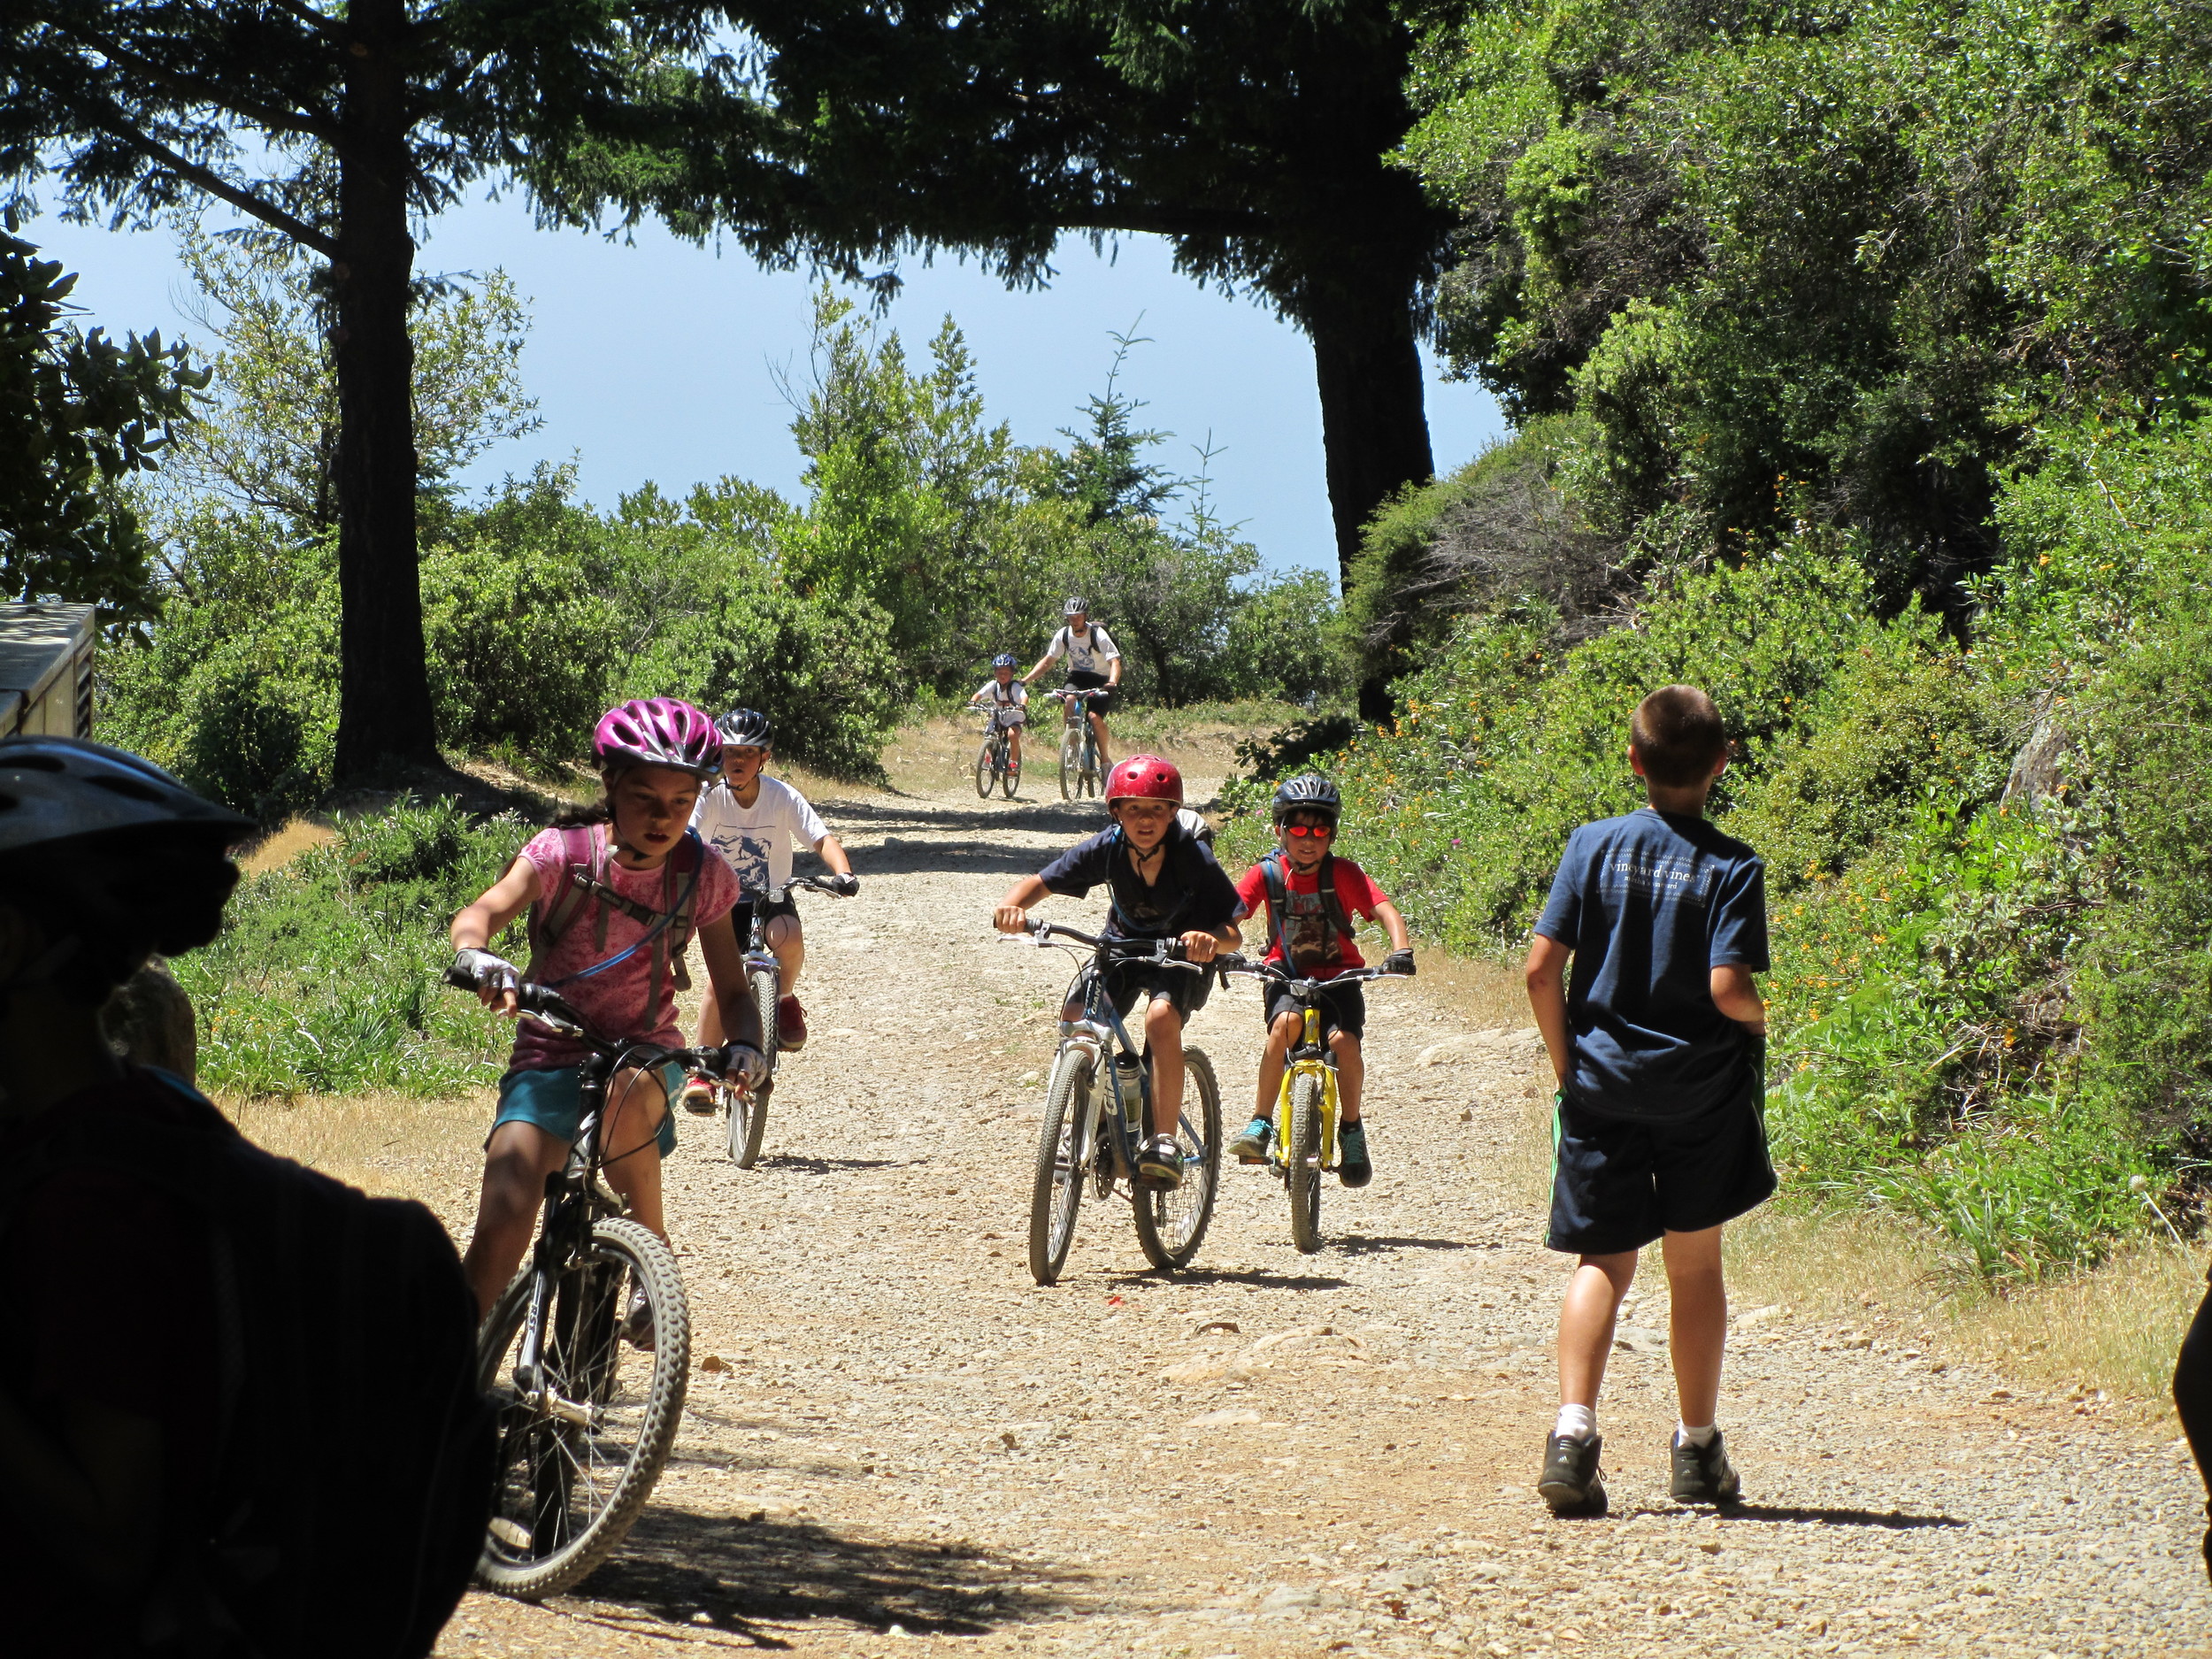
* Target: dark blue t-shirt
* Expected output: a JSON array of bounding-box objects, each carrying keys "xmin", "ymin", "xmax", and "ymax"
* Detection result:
[
  {"xmin": 1533, "ymin": 808, "xmax": 1769, "ymax": 1118},
  {"xmin": 1036, "ymin": 822, "xmax": 1241, "ymax": 941}
]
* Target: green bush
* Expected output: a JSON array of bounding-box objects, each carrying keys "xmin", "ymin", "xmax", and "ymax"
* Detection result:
[{"xmin": 173, "ymin": 798, "xmax": 527, "ymax": 1098}]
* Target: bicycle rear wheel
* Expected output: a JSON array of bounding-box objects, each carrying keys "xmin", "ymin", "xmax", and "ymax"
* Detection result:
[
  {"xmin": 475, "ymin": 1217, "xmax": 690, "ymax": 1600},
  {"xmin": 1027, "ymin": 1045, "xmax": 1095, "ymax": 1285},
  {"xmin": 1133, "ymin": 1047, "xmax": 1223, "ymax": 1271},
  {"xmin": 1286, "ymin": 1069, "xmax": 1325, "ymax": 1255}
]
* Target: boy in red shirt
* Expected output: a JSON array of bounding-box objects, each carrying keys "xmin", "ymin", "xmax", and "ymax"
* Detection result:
[{"xmin": 1227, "ymin": 774, "xmax": 1414, "ymax": 1186}]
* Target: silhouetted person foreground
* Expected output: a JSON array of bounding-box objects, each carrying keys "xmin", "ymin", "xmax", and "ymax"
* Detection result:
[{"xmin": 0, "ymin": 737, "xmax": 492, "ymax": 1657}]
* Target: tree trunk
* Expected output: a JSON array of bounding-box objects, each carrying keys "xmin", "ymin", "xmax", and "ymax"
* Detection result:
[
  {"xmin": 1305, "ymin": 275, "xmax": 1434, "ymax": 721},
  {"xmin": 331, "ymin": 0, "xmax": 437, "ymax": 779}
]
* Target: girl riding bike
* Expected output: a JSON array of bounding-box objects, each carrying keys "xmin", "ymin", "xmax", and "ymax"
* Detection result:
[{"xmin": 449, "ymin": 698, "xmax": 765, "ymax": 1329}]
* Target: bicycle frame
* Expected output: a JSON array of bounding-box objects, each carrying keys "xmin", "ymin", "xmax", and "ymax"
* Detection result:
[
  {"xmin": 1036, "ymin": 926, "xmax": 1205, "ymax": 1181},
  {"xmin": 1274, "ymin": 1004, "xmax": 1342, "ymax": 1174}
]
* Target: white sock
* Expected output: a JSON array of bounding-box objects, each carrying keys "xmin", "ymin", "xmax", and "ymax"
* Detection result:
[
  {"xmin": 1676, "ymin": 1421, "xmax": 1717, "ymax": 1448},
  {"xmin": 1554, "ymin": 1404, "xmax": 1596, "ymax": 1442}
]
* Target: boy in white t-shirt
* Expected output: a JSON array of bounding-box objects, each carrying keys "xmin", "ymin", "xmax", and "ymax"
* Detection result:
[
  {"xmin": 1023, "ymin": 595, "xmax": 1122, "ymax": 767},
  {"xmin": 686, "ymin": 708, "xmax": 856, "ymax": 1069},
  {"xmin": 968, "ymin": 653, "xmax": 1030, "ymax": 778}
]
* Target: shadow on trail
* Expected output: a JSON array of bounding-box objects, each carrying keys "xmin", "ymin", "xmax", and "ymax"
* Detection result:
[
  {"xmin": 751, "ymin": 1153, "xmax": 918, "ymax": 1174},
  {"xmin": 1107, "ymin": 1265, "xmax": 1353, "ymax": 1292},
  {"xmin": 1333, "ymin": 1234, "xmax": 1476, "ymax": 1257},
  {"xmin": 564, "ymin": 1505, "xmax": 1077, "ymax": 1643},
  {"xmin": 1616, "ymin": 1501, "xmax": 1966, "ymax": 1531},
  {"xmin": 857, "ymin": 837, "xmax": 1048, "ymax": 877}
]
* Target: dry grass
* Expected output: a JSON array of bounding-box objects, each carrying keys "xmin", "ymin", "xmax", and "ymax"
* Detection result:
[
  {"xmin": 1420, "ymin": 950, "xmax": 1531, "ymax": 1033},
  {"xmin": 1725, "ymin": 1202, "xmax": 2200, "ymax": 1417},
  {"xmin": 216, "ymin": 1087, "xmax": 488, "ymax": 1226},
  {"xmin": 235, "ymin": 816, "xmax": 338, "ymax": 877}
]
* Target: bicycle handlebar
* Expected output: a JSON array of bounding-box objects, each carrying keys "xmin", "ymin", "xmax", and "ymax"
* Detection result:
[
  {"xmin": 1216, "ymin": 954, "xmax": 1409, "ymax": 995},
  {"xmin": 442, "ymin": 964, "xmax": 746, "ymax": 1071},
  {"xmin": 784, "ymin": 873, "xmax": 856, "ymax": 898},
  {"xmin": 1015, "ymin": 920, "xmax": 1204, "ymax": 971}
]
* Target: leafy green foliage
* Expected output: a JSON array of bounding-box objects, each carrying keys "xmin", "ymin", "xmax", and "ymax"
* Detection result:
[
  {"xmin": 173, "ymin": 797, "xmax": 525, "ymax": 1098},
  {"xmin": 0, "ymin": 228, "xmax": 204, "ymax": 618}
]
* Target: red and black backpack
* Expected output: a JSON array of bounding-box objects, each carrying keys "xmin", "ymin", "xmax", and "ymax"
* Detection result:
[{"xmin": 1258, "ymin": 850, "xmax": 1356, "ymax": 972}]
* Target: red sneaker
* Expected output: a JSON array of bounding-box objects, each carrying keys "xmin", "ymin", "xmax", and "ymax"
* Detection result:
[{"xmin": 777, "ymin": 995, "xmax": 808, "ymax": 1052}]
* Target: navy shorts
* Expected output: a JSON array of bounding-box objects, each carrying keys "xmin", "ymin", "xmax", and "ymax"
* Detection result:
[
  {"xmin": 1546, "ymin": 1087, "xmax": 1776, "ymax": 1256},
  {"xmin": 1264, "ymin": 980, "xmax": 1366, "ymax": 1043},
  {"xmin": 1104, "ymin": 958, "xmax": 1213, "ymax": 1024}
]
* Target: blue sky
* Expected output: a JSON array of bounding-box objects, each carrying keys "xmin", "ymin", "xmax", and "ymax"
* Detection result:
[{"xmin": 27, "ymin": 197, "xmax": 1504, "ymax": 578}]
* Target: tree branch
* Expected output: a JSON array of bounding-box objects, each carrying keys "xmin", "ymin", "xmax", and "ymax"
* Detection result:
[
  {"xmin": 68, "ymin": 98, "xmax": 340, "ymax": 258},
  {"xmin": 42, "ymin": 17, "xmax": 345, "ymax": 148},
  {"xmin": 263, "ymin": 0, "xmax": 348, "ymax": 44}
]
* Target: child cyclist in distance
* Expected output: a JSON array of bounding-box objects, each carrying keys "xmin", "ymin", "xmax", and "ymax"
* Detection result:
[
  {"xmin": 1225, "ymin": 773, "xmax": 1415, "ymax": 1187},
  {"xmin": 993, "ymin": 755, "xmax": 1240, "ymax": 1188},
  {"xmin": 1524, "ymin": 685, "xmax": 1773, "ymax": 1516},
  {"xmin": 968, "ymin": 653, "xmax": 1030, "ymax": 780},
  {"xmin": 449, "ymin": 698, "xmax": 766, "ymax": 1329},
  {"xmin": 682, "ymin": 708, "xmax": 858, "ymax": 1087}
]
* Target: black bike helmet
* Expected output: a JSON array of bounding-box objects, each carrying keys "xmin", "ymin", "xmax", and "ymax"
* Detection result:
[
  {"xmin": 1063, "ymin": 596, "xmax": 1089, "ymax": 617},
  {"xmin": 990, "ymin": 652, "xmax": 1018, "ymax": 669},
  {"xmin": 715, "ymin": 708, "xmax": 773, "ymax": 748},
  {"xmin": 1271, "ymin": 772, "xmax": 1342, "ymax": 825},
  {"xmin": 0, "ymin": 737, "xmax": 254, "ymax": 1003},
  {"xmin": 0, "ymin": 736, "xmax": 254, "ymax": 856}
]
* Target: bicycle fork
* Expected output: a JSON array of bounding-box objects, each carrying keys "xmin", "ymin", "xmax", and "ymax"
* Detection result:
[{"xmin": 1273, "ymin": 1008, "xmax": 1339, "ymax": 1173}]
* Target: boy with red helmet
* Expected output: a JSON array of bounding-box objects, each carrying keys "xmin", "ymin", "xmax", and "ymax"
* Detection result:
[
  {"xmin": 449, "ymin": 698, "xmax": 766, "ymax": 1328},
  {"xmin": 992, "ymin": 755, "xmax": 1241, "ymax": 1187}
]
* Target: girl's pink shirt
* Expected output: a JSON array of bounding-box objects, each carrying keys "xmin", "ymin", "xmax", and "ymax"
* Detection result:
[{"xmin": 508, "ymin": 825, "xmax": 739, "ymax": 1072}]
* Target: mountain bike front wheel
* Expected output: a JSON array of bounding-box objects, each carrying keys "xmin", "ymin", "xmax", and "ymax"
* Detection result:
[
  {"xmin": 1286, "ymin": 1068, "xmax": 1325, "ymax": 1255},
  {"xmin": 1133, "ymin": 1046, "xmax": 1223, "ymax": 1271},
  {"xmin": 974, "ymin": 741, "xmax": 995, "ymax": 798},
  {"xmin": 1002, "ymin": 756, "xmax": 1020, "ymax": 799},
  {"xmin": 1028, "ymin": 1046, "xmax": 1096, "ymax": 1285},
  {"xmin": 723, "ymin": 1076, "xmax": 770, "ymax": 1168},
  {"xmin": 1059, "ymin": 725, "xmax": 1082, "ymax": 800},
  {"xmin": 475, "ymin": 1217, "xmax": 691, "ymax": 1600}
]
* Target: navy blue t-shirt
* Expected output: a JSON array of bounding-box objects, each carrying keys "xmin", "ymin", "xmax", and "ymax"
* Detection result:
[
  {"xmin": 1533, "ymin": 808, "xmax": 1769, "ymax": 1119},
  {"xmin": 1036, "ymin": 822, "xmax": 1241, "ymax": 941}
]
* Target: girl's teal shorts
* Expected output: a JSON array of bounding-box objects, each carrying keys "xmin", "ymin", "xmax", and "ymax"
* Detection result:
[{"xmin": 493, "ymin": 1062, "xmax": 681, "ymax": 1160}]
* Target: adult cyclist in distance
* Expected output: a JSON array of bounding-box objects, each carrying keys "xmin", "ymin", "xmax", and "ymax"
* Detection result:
[
  {"xmin": 1023, "ymin": 596, "xmax": 1123, "ymax": 771},
  {"xmin": 686, "ymin": 708, "xmax": 857, "ymax": 1073}
]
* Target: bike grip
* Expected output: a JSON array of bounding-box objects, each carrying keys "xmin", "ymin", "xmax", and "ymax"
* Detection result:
[{"xmin": 442, "ymin": 963, "xmax": 479, "ymax": 990}]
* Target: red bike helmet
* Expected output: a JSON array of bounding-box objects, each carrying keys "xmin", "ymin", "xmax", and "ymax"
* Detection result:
[
  {"xmin": 592, "ymin": 698, "xmax": 722, "ymax": 780},
  {"xmin": 1104, "ymin": 754, "xmax": 1184, "ymax": 806}
]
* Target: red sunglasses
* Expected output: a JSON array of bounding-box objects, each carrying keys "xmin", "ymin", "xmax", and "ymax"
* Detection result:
[{"xmin": 1283, "ymin": 823, "xmax": 1335, "ymax": 838}]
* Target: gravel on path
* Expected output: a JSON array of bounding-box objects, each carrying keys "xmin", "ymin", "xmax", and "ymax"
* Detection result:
[{"xmin": 428, "ymin": 780, "xmax": 2212, "ymax": 1659}]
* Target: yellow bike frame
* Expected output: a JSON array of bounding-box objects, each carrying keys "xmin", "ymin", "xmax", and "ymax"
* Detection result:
[{"xmin": 1273, "ymin": 1004, "xmax": 1339, "ymax": 1171}]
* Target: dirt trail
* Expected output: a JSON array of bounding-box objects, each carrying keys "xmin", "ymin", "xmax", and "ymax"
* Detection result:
[{"xmin": 430, "ymin": 774, "xmax": 2210, "ymax": 1659}]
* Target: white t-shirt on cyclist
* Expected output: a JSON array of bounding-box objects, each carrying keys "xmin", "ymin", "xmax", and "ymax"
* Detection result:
[
  {"xmin": 972, "ymin": 679, "xmax": 1029, "ymax": 726},
  {"xmin": 1045, "ymin": 623, "xmax": 1120, "ymax": 677},
  {"xmin": 690, "ymin": 776, "xmax": 831, "ymax": 900}
]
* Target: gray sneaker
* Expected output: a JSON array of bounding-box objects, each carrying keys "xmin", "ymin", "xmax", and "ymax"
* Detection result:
[
  {"xmin": 1538, "ymin": 1432, "xmax": 1607, "ymax": 1516},
  {"xmin": 1670, "ymin": 1429, "xmax": 1741, "ymax": 1504},
  {"xmin": 1136, "ymin": 1133, "xmax": 1186, "ymax": 1190}
]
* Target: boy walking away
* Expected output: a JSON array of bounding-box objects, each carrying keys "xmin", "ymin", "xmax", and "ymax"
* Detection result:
[
  {"xmin": 1226, "ymin": 774, "xmax": 1414, "ymax": 1187},
  {"xmin": 1523, "ymin": 686, "xmax": 1773, "ymax": 1517}
]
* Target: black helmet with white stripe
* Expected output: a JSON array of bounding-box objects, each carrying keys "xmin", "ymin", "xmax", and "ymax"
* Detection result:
[
  {"xmin": 715, "ymin": 708, "xmax": 773, "ymax": 748},
  {"xmin": 1271, "ymin": 772, "xmax": 1342, "ymax": 825}
]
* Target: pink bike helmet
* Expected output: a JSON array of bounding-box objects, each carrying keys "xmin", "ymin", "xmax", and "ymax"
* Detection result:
[
  {"xmin": 1104, "ymin": 754, "xmax": 1184, "ymax": 806},
  {"xmin": 592, "ymin": 698, "xmax": 723, "ymax": 780}
]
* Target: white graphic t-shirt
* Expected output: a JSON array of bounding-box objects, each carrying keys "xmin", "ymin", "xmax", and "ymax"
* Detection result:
[
  {"xmin": 689, "ymin": 775, "xmax": 832, "ymax": 899},
  {"xmin": 974, "ymin": 679, "xmax": 1029, "ymax": 726},
  {"xmin": 1046, "ymin": 623, "xmax": 1120, "ymax": 676}
]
